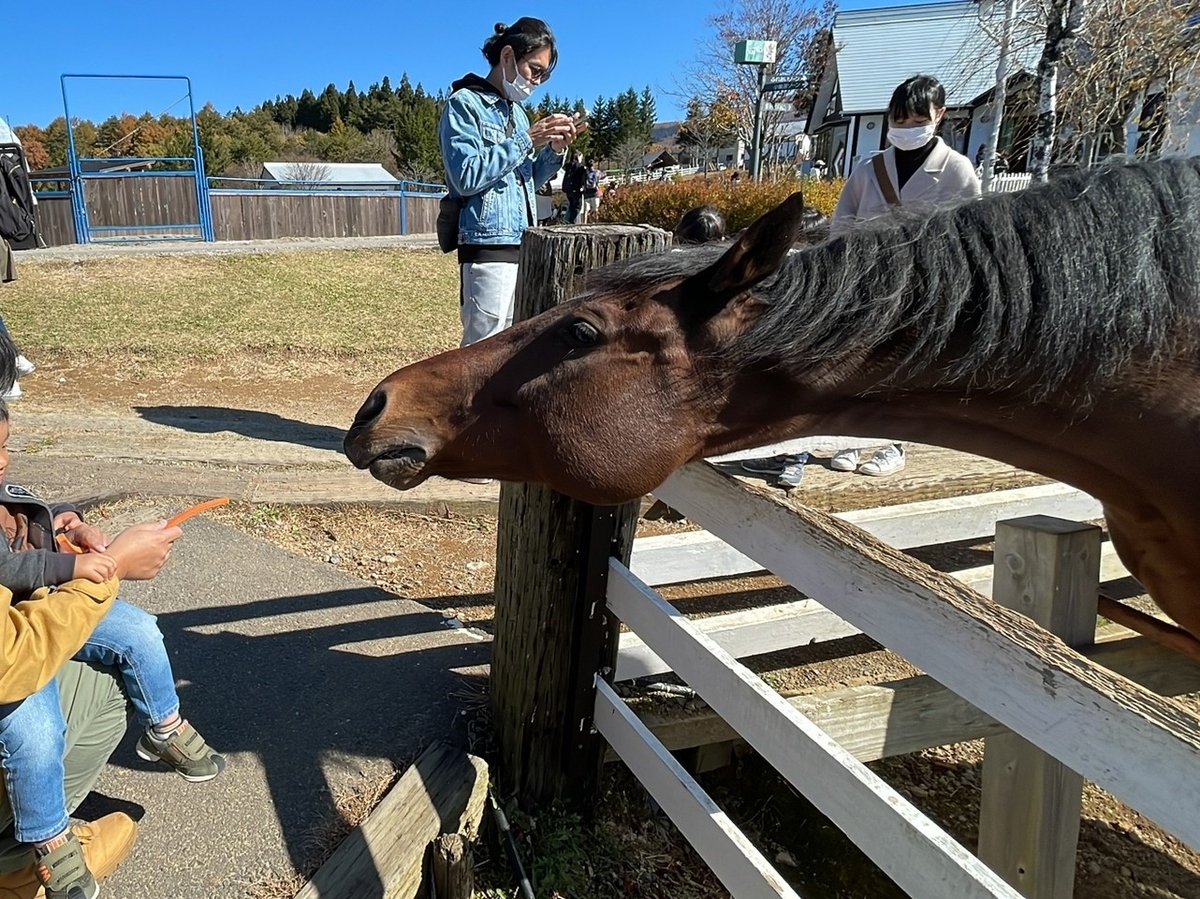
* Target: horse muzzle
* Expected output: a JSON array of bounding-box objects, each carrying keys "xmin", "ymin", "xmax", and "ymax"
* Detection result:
[{"xmin": 343, "ymin": 426, "xmax": 436, "ymax": 490}]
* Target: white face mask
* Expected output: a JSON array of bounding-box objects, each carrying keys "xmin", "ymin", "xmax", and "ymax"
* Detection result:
[
  {"xmin": 502, "ymin": 54, "xmax": 536, "ymax": 102},
  {"xmin": 887, "ymin": 120, "xmax": 938, "ymax": 151}
]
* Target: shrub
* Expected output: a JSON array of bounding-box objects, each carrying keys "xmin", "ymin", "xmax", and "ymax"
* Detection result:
[{"xmin": 595, "ymin": 176, "xmax": 845, "ymax": 234}]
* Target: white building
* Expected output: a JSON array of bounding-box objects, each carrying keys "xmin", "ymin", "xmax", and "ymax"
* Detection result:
[
  {"xmin": 258, "ymin": 161, "xmax": 398, "ymax": 188},
  {"xmin": 807, "ymin": 0, "xmax": 1041, "ymax": 177}
]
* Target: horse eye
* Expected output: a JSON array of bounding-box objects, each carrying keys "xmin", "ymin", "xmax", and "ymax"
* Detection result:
[{"xmin": 563, "ymin": 319, "xmax": 600, "ymax": 348}]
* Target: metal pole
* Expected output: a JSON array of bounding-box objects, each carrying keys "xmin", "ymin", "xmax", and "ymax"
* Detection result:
[{"xmin": 751, "ymin": 64, "xmax": 768, "ymax": 181}]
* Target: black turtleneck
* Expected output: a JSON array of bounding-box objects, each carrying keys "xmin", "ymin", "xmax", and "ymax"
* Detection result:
[{"xmin": 894, "ymin": 138, "xmax": 939, "ymax": 189}]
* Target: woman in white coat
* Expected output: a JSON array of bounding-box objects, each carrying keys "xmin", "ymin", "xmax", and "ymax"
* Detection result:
[{"xmin": 828, "ymin": 74, "xmax": 981, "ymax": 477}]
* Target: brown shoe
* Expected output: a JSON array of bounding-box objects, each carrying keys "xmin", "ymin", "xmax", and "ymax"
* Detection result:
[{"xmin": 0, "ymin": 813, "xmax": 138, "ymax": 899}]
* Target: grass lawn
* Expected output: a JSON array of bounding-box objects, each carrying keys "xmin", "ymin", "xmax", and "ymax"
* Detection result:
[{"xmin": 5, "ymin": 248, "xmax": 462, "ymax": 374}]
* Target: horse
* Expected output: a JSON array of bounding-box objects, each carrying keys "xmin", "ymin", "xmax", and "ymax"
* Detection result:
[{"xmin": 345, "ymin": 157, "xmax": 1200, "ymax": 642}]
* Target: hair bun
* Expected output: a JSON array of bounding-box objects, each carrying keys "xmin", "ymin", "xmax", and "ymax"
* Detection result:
[{"xmin": 493, "ymin": 22, "xmax": 508, "ymax": 34}]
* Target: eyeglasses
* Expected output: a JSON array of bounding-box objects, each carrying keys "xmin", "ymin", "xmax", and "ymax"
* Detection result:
[{"xmin": 521, "ymin": 59, "xmax": 550, "ymax": 84}]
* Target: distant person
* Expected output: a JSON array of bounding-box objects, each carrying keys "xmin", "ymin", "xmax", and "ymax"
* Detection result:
[
  {"xmin": 828, "ymin": 73, "xmax": 981, "ymax": 477},
  {"xmin": 0, "ymin": 401, "xmax": 223, "ymax": 899},
  {"xmin": 562, "ymin": 150, "xmax": 586, "ymax": 224},
  {"xmin": 729, "ymin": 170, "xmax": 741, "ymax": 186},
  {"xmin": 0, "ymin": 137, "xmax": 38, "ymax": 400},
  {"xmin": 673, "ymin": 205, "xmax": 726, "ymax": 245},
  {"xmin": 438, "ymin": 17, "xmax": 583, "ymax": 347},
  {"xmin": 581, "ymin": 158, "xmax": 603, "ymax": 224}
]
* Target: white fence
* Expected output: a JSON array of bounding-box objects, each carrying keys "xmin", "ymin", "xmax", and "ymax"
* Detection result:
[
  {"xmin": 596, "ymin": 464, "xmax": 1200, "ymax": 898},
  {"xmin": 989, "ymin": 173, "xmax": 1033, "ymax": 193}
]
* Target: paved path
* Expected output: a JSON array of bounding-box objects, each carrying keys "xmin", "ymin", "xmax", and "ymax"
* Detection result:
[{"xmin": 8, "ymin": 407, "xmax": 500, "ymax": 514}]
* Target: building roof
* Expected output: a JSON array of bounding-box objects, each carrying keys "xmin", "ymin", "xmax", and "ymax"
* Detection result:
[
  {"xmin": 831, "ymin": 1, "xmax": 1042, "ymax": 114},
  {"xmin": 260, "ymin": 161, "xmax": 398, "ymax": 184}
]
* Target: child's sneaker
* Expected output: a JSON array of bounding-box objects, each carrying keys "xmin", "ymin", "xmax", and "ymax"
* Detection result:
[
  {"xmin": 33, "ymin": 831, "xmax": 97, "ymax": 899},
  {"xmin": 136, "ymin": 721, "xmax": 225, "ymax": 783},
  {"xmin": 776, "ymin": 452, "xmax": 810, "ymax": 488}
]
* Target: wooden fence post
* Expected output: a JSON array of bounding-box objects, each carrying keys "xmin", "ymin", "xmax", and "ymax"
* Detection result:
[
  {"xmin": 978, "ymin": 515, "xmax": 1101, "ymax": 898},
  {"xmin": 491, "ymin": 224, "xmax": 672, "ymax": 807}
]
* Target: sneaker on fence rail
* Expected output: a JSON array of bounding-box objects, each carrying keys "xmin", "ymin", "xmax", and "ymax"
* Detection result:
[
  {"xmin": 858, "ymin": 443, "xmax": 906, "ymax": 477},
  {"xmin": 14, "ymin": 355, "xmax": 34, "ymax": 376},
  {"xmin": 829, "ymin": 447, "xmax": 862, "ymax": 472},
  {"xmin": 776, "ymin": 452, "xmax": 810, "ymax": 488},
  {"xmin": 740, "ymin": 453, "xmax": 805, "ymax": 476}
]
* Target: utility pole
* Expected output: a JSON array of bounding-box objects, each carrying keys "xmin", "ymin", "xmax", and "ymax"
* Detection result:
[{"xmin": 751, "ymin": 65, "xmax": 769, "ymax": 180}]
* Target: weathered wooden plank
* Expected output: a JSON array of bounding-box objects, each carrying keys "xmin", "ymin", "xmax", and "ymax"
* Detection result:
[
  {"xmin": 616, "ymin": 542, "xmax": 1131, "ymax": 682},
  {"xmin": 595, "ymin": 679, "xmax": 803, "ymax": 899},
  {"xmin": 631, "ymin": 483, "xmax": 1103, "ymax": 587},
  {"xmin": 652, "ymin": 463, "xmax": 1200, "ymax": 850},
  {"xmin": 491, "ymin": 224, "xmax": 668, "ymax": 805},
  {"xmin": 295, "ymin": 743, "xmax": 487, "ymax": 899},
  {"xmin": 978, "ymin": 518, "xmax": 1098, "ymax": 899},
  {"xmin": 622, "ymin": 634, "xmax": 1200, "ymax": 762},
  {"xmin": 607, "ymin": 563, "xmax": 1022, "ymax": 899}
]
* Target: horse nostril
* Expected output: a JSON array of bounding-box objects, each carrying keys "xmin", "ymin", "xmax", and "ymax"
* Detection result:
[{"xmin": 350, "ymin": 388, "xmax": 388, "ymax": 432}]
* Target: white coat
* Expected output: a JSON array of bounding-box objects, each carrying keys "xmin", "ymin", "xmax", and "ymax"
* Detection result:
[{"xmin": 830, "ymin": 138, "xmax": 981, "ymax": 234}]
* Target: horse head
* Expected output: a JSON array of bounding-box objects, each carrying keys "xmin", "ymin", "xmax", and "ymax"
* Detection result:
[{"xmin": 343, "ymin": 194, "xmax": 822, "ymax": 504}]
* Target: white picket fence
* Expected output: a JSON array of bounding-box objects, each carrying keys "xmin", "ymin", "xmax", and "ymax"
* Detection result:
[
  {"xmin": 594, "ymin": 463, "xmax": 1200, "ymax": 898},
  {"xmin": 989, "ymin": 173, "xmax": 1033, "ymax": 193}
]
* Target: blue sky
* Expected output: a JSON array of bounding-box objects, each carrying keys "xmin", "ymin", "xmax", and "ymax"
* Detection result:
[{"xmin": 6, "ymin": 0, "xmax": 919, "ymax": 128}]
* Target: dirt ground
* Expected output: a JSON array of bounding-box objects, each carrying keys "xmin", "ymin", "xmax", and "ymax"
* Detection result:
[{"xmin": 24, "ymin": 358, "xmax": 1200, "ymax": 899}]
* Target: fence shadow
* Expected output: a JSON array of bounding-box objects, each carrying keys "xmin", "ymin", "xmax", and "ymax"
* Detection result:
[
  {"xmin": 87, "ymin": 584, "xmax": 489, "ymax": 898},
  {"xmin": 135, "ymin": 405, "xmax": 346, "ymax": 452}
]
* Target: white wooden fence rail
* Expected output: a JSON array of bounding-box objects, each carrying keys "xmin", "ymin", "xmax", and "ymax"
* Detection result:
[
  {"xmin": 648, "ymin": 463, "xmax": 1200, "ymax": 851},
  {"xmin": 593, "ymin": 678, "xmax": 802, "ymax": 899},
  {"xmin": 604, "ymin": 561, "xmax": 1023, "ymax": 899},
  {"xmin": 619, "ymin": 483, "xmax": 1113, "ymax": 682},
  {"xmin": 629, "ymin": 482, "xmax": 1103, "ymax": 587}
]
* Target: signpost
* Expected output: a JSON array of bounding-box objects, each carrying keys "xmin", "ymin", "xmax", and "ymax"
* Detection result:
[{"xmin": 733, "ymin": 40, "xmax": 778, "ymax": 181}]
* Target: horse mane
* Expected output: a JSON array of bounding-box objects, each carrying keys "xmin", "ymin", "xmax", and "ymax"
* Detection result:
[{"xmin": 590, "ymin": 157, "xmax": 1200, "ymax": 404}]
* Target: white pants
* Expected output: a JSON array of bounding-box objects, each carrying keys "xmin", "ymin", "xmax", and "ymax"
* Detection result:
[{"xmin": 459, "ymin": 261, "xmax": 519, "ymax": 346}]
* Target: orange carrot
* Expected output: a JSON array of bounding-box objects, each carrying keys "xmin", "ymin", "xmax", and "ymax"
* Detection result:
[
  {"xmin": 166, "ymin": 497, "xmax": 230, "ymax": 529},
  {"xmin": 56, "ymin": 533, "xmax": 84, "ymax": 554}
]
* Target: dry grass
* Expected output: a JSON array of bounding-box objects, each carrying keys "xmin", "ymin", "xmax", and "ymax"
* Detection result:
[
  {"xmin": 241, "ymin": 766, "xmax": 401, "ymax": 899},
  {"xmin": 6, "ymin": 248, "xmax": 461, "ymax": 375}
]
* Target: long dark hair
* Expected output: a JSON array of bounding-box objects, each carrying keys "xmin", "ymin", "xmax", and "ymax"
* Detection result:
[{"xmin": 482, "ymin": 18, "xmax": 558, "ymax": 75}]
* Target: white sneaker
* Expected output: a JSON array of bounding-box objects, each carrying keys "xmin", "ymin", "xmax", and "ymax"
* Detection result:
[
  {"xmin": 859, "ymin": 444, "xmax": 905, "ymax": 477},
  {"xmin": 829, "ymin": 447, "xmax": 862, "ymax": 472},
  {"xmin": 2, "ymin": 381, "xmax": 21, "ymax": 401},
  {"xmin": 14, "ymin": 355, "xmax": 34, "ymax": 376}
]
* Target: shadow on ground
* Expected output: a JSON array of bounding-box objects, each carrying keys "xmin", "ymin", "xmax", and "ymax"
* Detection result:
[
  {"xmin": 136, "ymin": 405, "xmax": 346, "ymax": 452},
  {"xmin": 79, "ymin": 516, "xmax": 492, "ymax": 899}
]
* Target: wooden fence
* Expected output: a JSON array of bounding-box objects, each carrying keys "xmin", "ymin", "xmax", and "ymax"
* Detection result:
[
  {"xmin": 584, "ymin": 465, "xmax": 1200, "ymax": 898},
  {"xmin": 30, "ymin": 176, "xmax": 442, "ymax": 247}
]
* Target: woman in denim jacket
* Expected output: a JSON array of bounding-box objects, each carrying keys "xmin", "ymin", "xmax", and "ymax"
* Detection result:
[{"xmin": 439, "ymin": 18, "xmax": 582, "ymax": 346}]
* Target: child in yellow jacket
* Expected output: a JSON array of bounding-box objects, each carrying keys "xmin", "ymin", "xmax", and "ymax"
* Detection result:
[{"xmin": 0, "ymin": 405, "xmax": 223, "ymax": 899}]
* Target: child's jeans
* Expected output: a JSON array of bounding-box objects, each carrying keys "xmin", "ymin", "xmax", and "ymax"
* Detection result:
[{"xmin": 0, "ymin": 599, "xmax": 179, "ymax": 843}]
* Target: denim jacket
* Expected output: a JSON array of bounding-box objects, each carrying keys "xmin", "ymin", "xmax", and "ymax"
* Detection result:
[{"xmin": 439, "ymin": 75, "xmax": 563, "ymax": 246}]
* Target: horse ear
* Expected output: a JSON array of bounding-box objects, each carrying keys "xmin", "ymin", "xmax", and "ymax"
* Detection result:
[{"xmin": 681, "ymin": 191, "xmax": 807, "ymax": 322}]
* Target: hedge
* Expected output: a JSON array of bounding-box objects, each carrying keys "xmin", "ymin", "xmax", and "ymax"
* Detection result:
[{"xmin": 594, "ymin": 176, "xmax": 845, "ymax": 234}]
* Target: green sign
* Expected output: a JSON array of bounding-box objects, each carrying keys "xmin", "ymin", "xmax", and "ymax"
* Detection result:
[{"xmin": 734, "ymin": 39, "xmax": 777, "ymax": 65}]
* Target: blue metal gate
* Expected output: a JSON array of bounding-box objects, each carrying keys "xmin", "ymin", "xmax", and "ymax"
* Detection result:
[{"xmin": 61, "ymin": 74, "xmax": 214, "ymax": 243}]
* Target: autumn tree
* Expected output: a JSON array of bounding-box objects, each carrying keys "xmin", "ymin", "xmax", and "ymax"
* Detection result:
[
  {"xmin": 679, "ymin": 0, "xmax": 835, "ymax": 167},
  {"xmin": 677, "ymin": 91, "xmax": 739, "ymax": 172}
]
